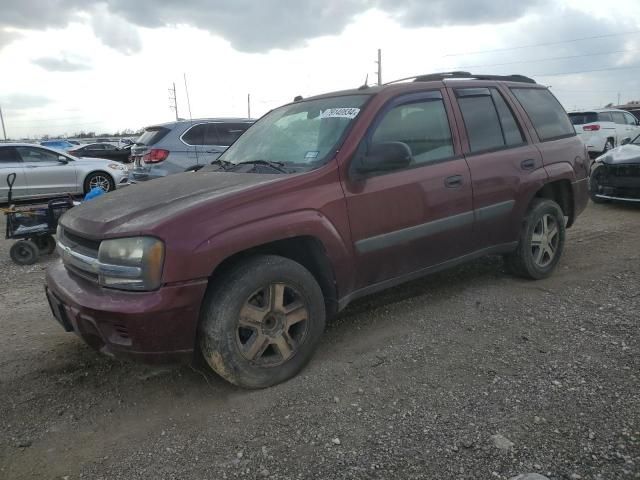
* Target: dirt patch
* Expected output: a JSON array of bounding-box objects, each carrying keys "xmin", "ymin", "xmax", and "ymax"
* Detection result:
[{"xmin": 0, "ymin": 202, "xmax": 638, "ymax": 479}]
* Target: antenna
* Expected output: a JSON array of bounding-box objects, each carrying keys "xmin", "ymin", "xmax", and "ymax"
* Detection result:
[
  {"xmin": 184, "ymin": 73, "xmax": 193, "ymax": 120},
  {"xmin": 183, "ymin": 73, "xmax": 199, "ymax": 165}
]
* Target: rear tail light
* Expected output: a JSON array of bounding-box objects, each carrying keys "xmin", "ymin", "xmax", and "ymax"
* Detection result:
[
  {"xmin": 583, "ymin": 124, "xmax": 601, "ymax": 131},
  {"xmin": 143, "ymin": 149, "xmax": 170, "ymax": 163}
]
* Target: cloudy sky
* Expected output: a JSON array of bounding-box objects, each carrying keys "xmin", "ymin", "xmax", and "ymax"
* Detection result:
[{"xmin": 1, "ymin": 0, "xmax": 639, "ymax": 139}]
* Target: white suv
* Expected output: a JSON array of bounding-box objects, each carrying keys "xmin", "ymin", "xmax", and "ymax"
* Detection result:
[{"xmin": 569, "ymin": 109, "xmax": 640, "ymax": 158}]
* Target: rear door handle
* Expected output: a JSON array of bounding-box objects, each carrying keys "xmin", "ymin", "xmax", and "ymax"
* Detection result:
[
  {"xmin": 521, "ymin": 159, "xmax": 536, "ymax": 170},
  {"xmin": 445, "ymin": 175, "xmax": 463, "ymax": 188}
]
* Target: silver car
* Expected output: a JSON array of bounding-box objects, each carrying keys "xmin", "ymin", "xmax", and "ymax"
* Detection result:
[
  {"xmin": 129, "ymin": 118, "xmax": 253, "ymax": 182},
  {"xmin": 0, "ymin": 143, "xmax": 129, "ymax": 202}
]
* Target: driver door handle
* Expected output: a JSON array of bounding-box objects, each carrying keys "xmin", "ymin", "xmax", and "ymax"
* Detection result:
[
  {"xmin": 521, "ymin": 159, "xmax": 536, "ymax": 170},
  {"xmin": 445, "ymin": 175, "xmax": 463, "ymax": 188}
]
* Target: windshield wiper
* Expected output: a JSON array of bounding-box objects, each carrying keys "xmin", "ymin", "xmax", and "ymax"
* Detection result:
[
  {"xmin": 210, "ymin": 159, "xmax": 233, "ymax": 171},
  {"xmin": 231, "ymin": 159, "xmax": 289, "ymax": 173}
]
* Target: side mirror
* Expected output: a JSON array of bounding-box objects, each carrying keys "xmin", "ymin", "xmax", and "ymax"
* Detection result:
[
  {"xmin": 58, "ymin": 155, "xmax": 69, "ymax": 164},
  {"xmin": 621, "ymin": 137, "xmax": 631, "ymax": 146},
  {"xmin": 356, "ymin": 141, "xmax": 412, "ymax": 174}
]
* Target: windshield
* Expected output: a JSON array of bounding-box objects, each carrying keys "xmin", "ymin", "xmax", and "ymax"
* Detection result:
[{"xmin": 219, "ymin": 94, "xmax": 369, "ymax": 169}]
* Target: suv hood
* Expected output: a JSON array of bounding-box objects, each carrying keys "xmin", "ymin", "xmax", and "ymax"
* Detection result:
[
  {"xmin": 599, "ymin": 144, "xmax": 640, "ymax": 165},
  {"xmin": 61, "ymin": 171, "xmax": 284, "ymax": 236}
]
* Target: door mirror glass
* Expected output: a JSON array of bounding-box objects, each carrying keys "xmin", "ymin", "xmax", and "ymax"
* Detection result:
[
  {"xmin": 357, "ymin": 141, "xmax": 412, "ymax": 173},
  {"xmin": 58, "ymin": 155, "xmax": 69, "ymax": 163},
  {"xmin": 621, "ymin": 137, "xmax": 631, "ymax": 146}
]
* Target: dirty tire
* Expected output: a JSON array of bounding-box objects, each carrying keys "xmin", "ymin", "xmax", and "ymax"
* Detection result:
[
  {"xmin": 602, "ymin": 139, "xmax": 614, "ymax": 154},
  {"xmin": 199, "ymin": 255, "xmax": 326, "ymax": 389},
  {"xmin": 505, "ymin": 198, "xmax": 566, "ymax": 280},
  {"xmin": 10, "ymin": 240, "xmax": 39, "ymax": 266},
  {"xmin": 34, "ymin": 235, "xmax": 56, "ymax": 254},
  {"xmin": 83, "ymin": 172, "xmax": 115, "ymax": 194},
  {"xmin": 589, "ymin": 166, "xmax": 608, "ymax": 204}
]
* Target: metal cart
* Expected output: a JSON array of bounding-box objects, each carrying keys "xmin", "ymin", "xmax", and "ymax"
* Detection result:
[{"xmin": 4, "ymin": 173, "xmax": 74, "ymax": 265}]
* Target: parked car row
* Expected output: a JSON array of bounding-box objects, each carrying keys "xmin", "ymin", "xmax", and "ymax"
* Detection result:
[
  {"xmin": 569, "ymin": 108, "xmax": 640, "ymax": 157},
  {"xmin": 0, "ymin": 144, "xmax": 129, "ymax": 202}
]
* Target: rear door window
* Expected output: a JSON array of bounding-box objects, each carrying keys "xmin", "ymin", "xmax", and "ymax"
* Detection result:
[
  {"xmin": 511, "ymin": 88, "xmax": 575, "ymax": 141},
  {"xmin": 0, "ymin": 147, "xmax": 20, "ymax": 163},
  {"xmin": 203, "ymin": 123, "xmax": 221, "ymax": 145},
  {"xmin": 455, "ymin": 87, "xmax": 524, "ymax": 153},
  {"xmin": 598, "ymin": 112, "xmax": 613, "ymax": 122},
  {"xmin": 181, "ymin": 124, "xmax": 207, "ymax": 145},
  {"xmin": 611, "ymin": 112, "xmax": 626, "ymax": 125},
  {"xmin": 216, "ymin": 123, "xmax": 251, "ymax": 145}
]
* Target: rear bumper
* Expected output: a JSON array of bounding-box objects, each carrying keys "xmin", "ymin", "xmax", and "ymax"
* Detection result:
[
  {"xmin": 577, "ymin": 134, "xmax": 606, "ymax": 153},
  {"xmin": 45, "ymin": 260, "xmax": 208, "ymax": 363}
]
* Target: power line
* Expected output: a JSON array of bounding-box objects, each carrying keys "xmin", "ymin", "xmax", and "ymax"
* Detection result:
[
  {"xmin": 444, "ymin": 29, "xmax": 640, "ymax": 57},
  {"xmin": 449, "ymin": 47, "xmax": 640, "ymax": 70},
  {"xmin": 534, "ymin": 64, "xmax": 640, "ymax": 77}
]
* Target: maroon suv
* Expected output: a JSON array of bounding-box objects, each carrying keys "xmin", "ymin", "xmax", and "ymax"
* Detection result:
[{"xmin": 46, "ymin": 72, "xmax": 590, "ymax": 388}]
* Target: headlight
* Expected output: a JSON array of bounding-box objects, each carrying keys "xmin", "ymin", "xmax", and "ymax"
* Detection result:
[
  {"xmin": 108, "ymin": 163, "xmax": 127, "ymax": 171},
  {"xmin": 98, "ymin": 237, "xmax": 165, "ymax": 291}
]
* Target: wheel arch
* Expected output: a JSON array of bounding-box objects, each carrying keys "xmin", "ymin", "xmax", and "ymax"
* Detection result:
[
  {"xmin": 206, "ymin": 236, "xmax": 339, "ymax": 320},
  {"xmin": 533, "ymin": 179, "xmax": 575, "ymax": 227}
]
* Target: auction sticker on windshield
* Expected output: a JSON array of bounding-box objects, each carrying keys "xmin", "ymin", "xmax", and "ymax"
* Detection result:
[{"xmin": 319, "ymin": 108, "xmax": 360, "ymax": 119}]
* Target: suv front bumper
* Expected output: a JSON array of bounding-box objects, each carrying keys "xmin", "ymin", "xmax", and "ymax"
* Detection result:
[{"xmin": 45, "ymin": 260, "xmax": 208, "ymax": 363}]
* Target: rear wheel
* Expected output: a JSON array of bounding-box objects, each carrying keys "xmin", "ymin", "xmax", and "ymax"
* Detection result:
[
  {"xmin": 602, "ymin": 139, "xmax": 614, "ymax": 154},
  {"xmin": 505, "ymin": 198, "xmax": 565, "ymax": 280},
  {"xmin": 84, "ymin": 172, "xmax": 115, "ymax": 194},
  {"xmin": 199, "ymin": 255, "xmax": 326, "ymax": 388},
  {"xmin": 34, "ymin": 235, "xmax": 57, "ymax": 254},
  {"xmin": 10, "ymin": 240, "xmax": 39, "ymax": 265}
]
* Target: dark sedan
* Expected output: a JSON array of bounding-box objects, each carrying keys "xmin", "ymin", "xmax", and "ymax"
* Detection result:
[
  {"xmin": 68, "ymin": 143, "xmax": 132, "ymax": 163},
  {"xmin": 590, "ymin": 135, "xmax": 640, "ymax": 203}
]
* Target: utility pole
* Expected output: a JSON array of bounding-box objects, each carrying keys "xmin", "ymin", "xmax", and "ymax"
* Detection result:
[
  {"xmin": 247, "ymin": 93, "xmax": 251, "ymax": 119},
  {"xmin": 0, "ymin": 105, "xmax": 6, "ymax": 141},
  {"xmin": 375, "ymin": 49, "xmax": 382, "ymax": 86},
  {"xmin": 617, "ymin": 92, "xmax": 621, "ymax": 106},
  {"xmin": 169, "ymin": 82, "xmax": 179, "ymax": 121}
]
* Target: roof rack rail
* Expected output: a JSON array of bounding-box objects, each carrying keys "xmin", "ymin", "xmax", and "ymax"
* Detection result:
[{"xmin": 385, "ymin": 71, "xmax": 537, "ymax": 85}]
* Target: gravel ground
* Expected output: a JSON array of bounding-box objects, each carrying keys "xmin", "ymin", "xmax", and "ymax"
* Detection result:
[{"xmin": 0, "ymin": 201, "xmax": 638, "ymax": 480}]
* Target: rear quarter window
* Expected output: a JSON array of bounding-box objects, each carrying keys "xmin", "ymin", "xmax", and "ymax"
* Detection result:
[{"xmin": 511, "ymin": 88, "xmax": 575, "ymax": 141}]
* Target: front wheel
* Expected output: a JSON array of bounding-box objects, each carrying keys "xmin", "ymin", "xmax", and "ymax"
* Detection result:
[
  {"xmin": 199, "ymin": 255, "xmax": 326, "ymax": 388},
  {"xmin": 505, "ymin": 198, "xmax": 565, "ymax": 280},
  {"xmin": 84, "ymin": 172, "xmax": 115, "ymax": 194}
]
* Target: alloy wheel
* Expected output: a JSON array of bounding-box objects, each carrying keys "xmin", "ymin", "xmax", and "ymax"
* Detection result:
[
  {"xmin": 530, "ymin": 214, "xmax": 560, "ymax": 268},
  {"xmin": 89, "ymin": 175, "xmax": 111, "ymax": 192},
  {"xmin": 236, "ymin": 283, "xmax": 309, "ymax": 367}
]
